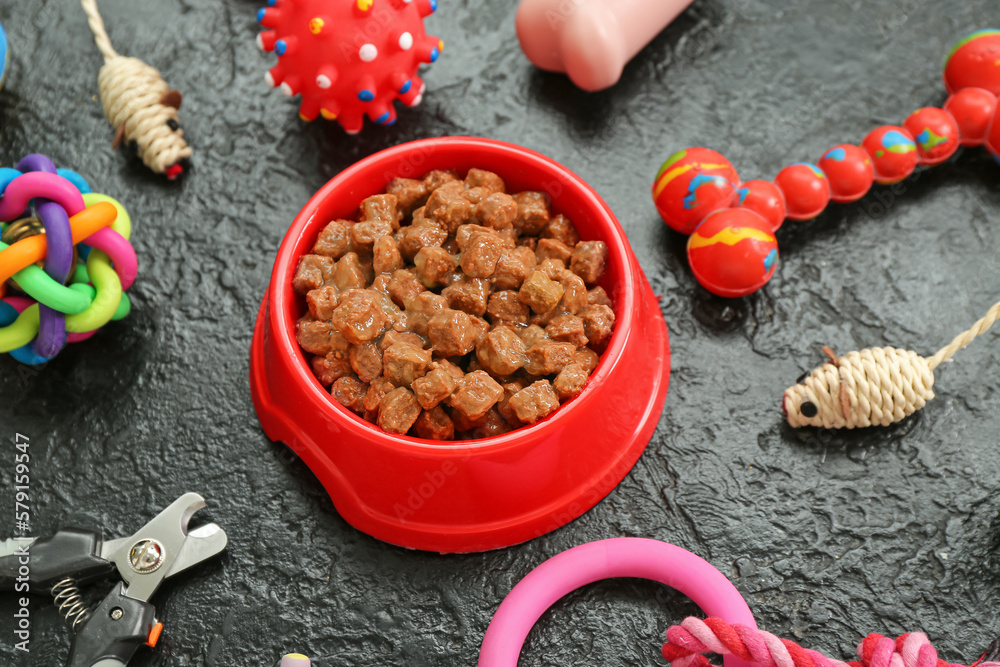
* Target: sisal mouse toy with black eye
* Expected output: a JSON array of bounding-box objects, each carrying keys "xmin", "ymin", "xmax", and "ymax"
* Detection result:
[
  {"xmin": 81, "ymin": 0, "xmax": 192, "ymax": 180},
  {"xmin": 783, "ymin": 300, "xmax": 1000, "ymax": 429}
]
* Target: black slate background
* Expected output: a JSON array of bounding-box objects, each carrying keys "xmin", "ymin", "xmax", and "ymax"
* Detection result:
[{"xmin": 2, "ymin": 0, "xmax": 1000, "ymax": 665}]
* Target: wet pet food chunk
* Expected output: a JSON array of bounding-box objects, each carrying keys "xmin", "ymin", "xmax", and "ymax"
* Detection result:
[
  {"xmin": 476, "ymin": 327, "xmax": 527, "ymax": 377},
  {"xmin": 509, "ymin": 381, "xmax": 560, "ymax": 424},
  {"xmin": 448, "ymin": 371, "xmax": 504, "ymax": 421},
  {"xmin": 411, "ymin": 367, "xmax": 459, "ymax": 410},
  {"xmin": 331, "ymin": 376, "xmax": 367, "ymax": 414},
  {"xmin": 414, "ymin": 406, "xmax": 455, "ymax": 440},
  {"xmin": 428, "ymin": 310, "xmax": 479, "ymax": 358},
  {"xmin": 519, "ymin": 271, "xmax": 564, "ymax": 314},
  {"xmin": 378, "ymin": 388, "xmax": 422, "ymax": 434},
  {"xmin": 294, "ymin": 254, "xmax": 334, "ymax": 294},
  {"xmin": 442, "ymin": 277, "xmax": 492, "ymax": 317},
  {"xmin": 570, "ymin": 241, "xmax": 609, "ymax": 285},
  {"xmin": 383, "ymin": 342, "xmax": 433, "ymax": 388},
  {"xmin": 331, "ymin": 290, "xmax": 389, "ymax": 344}
]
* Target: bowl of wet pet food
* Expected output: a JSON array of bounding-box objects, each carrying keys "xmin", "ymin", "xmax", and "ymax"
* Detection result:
[{"xmin": 250, "ymin": 137, "xmax": 670, "ymax": 553}]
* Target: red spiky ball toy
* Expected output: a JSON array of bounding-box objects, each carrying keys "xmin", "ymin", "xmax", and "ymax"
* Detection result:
[{"xmin": 256, "ymin": 0, "xmax": 442, "ymax": 134}]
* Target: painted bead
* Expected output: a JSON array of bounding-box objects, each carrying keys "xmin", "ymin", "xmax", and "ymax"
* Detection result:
[
  {"xmin": 944, "ymin": 87, "xmax": 997, "ymax": 146},
  {"xmin": 687, "ymin": 208, "xmax": 778, "ymax": 298},
  {"xmin": 652, "ymin": 148, "xmax": 740, "ymax": 235},
  {"xmin": 987, "ymin": 105, "xmax": 1000, "ymax": 162},
  {"xmin": 943, "ymin": 29, "xmax": 1000, "ymax": 97},
  {"xmin": 737, "ymin": 179, "xmax": 786, "ymax": 232},
  {"xmin": 817, "ymin": 144, "xmax": 874, "ymax": 204},
  {"xmin": 861, "ymin": 126, "xmax": 918, "ymax": 185},
  {"xmin": 903, "ymin": 107, "xmax": 960, "ymax": 166},
  {"xmin": 773, "ymin": 163, "xmax": 831, "ymax": 220}
]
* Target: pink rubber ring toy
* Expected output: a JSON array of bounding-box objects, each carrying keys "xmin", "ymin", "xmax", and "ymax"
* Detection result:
[
  {"xmin": 479, "ymin": 538, "xmax": 757, "ymax": 667},
  {"xmin": 0, "ymin": 171, "xmax": 86, "ymax": 221}
]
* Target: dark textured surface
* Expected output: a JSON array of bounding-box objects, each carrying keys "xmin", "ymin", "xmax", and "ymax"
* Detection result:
[{"xmin": 2, "ymin": 0, "xmax": 1000, "ymax": 665}]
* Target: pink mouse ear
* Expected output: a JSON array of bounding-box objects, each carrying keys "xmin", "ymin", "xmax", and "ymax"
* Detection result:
[
  {"xmin": 160, "ymin": 89, "xmax": 183, "ymax": 110},
  {"xmin": 112, "ymin": 124, "xmax": 126, "ymax": 150}
]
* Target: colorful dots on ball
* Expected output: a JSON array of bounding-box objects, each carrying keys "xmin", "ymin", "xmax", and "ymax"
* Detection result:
[
  {"xmin": 652, "ymin": 148, "xmax": 740, "ymax": 235},
  {"xmin": 773, "ymin": 163, "xmax": 831, "ymax": 220},
  {"xmin": 861, "ymin": 125, "xmax": 918, "ymax": 185},
  {"xmin": 903, "ymin": 107, "xmax": 960, "ymax": 166},
  {"xmin": 817, "ymin": 144, "xmax": 874, "ymax": 204},
  {"xmin": 737, "ymin": 179, "xmax": 786, "ymax": 232},
  {"xmin": 944, "ymin": 29, "xmax": 1000, "ymax": 97},
  {"xmin": 944, "ymin": 87, "xmax": 998, "ymax": 146},
  {"xmin": 687, "ymin": 208, "xmax": 779, "ymax": 298}
]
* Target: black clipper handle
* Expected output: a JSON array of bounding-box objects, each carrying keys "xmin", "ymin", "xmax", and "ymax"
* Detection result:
[
  {"xmin": 0, "ymin": 529, "xmax": 112, "ymax": 591},
  {"xmin": 68, "ymin": 584, "xmax": 156, "ymax": 667}
]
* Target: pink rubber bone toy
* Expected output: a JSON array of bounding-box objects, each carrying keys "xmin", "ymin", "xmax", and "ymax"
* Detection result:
[{"xmin": 516, "ymin": 0, "xmax": 695, "ymax": 91}]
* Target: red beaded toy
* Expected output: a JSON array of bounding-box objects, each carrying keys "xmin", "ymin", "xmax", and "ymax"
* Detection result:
[
  {"xmin": 653, "ymin": 29, "xmax": 1000, "ymax": 298},
  {"xmin": 687, "ymin": 209, "xmax": 778, "ymax": 298},
  {"xmin": 652, "ymin": 147, "xmax": 741, "ymax": 235},
  {"xmin": 256, "ymin": 0, "xmax": 442, "ymax": 134}
]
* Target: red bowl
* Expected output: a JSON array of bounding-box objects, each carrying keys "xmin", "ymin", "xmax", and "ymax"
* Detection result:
[{"xmin": 249, "ymin": 137, "xmax": 670, "ymax": 553}]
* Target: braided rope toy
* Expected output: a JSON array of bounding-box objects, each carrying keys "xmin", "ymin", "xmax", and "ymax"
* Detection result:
[
  {"xmin": 80, "ymin": 0, "xmax": 192, "ymax": 180},
  {"xmin": 0, "ymin": 155, "xmax": 137, "ymax": 365},
  {"xmin": 783, "ymin": 300, "xmax": 1000, "ymax": 429},
  {"xmin": 663, "ymin": 617, "xmax": 1000, "ymax": 667},
  {"xmin": 650, "ymin": 29, "xmax": 1000, "ymax": 298}
]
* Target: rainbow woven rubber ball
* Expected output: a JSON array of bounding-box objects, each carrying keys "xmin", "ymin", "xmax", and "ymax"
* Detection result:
[
  {"xmin": 257, "ymin": 0, "xmax": 442, "ymax": 133},
  {"xmin": 0, "ymin": 155, "xmax": 137, "ymax": 366}
]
